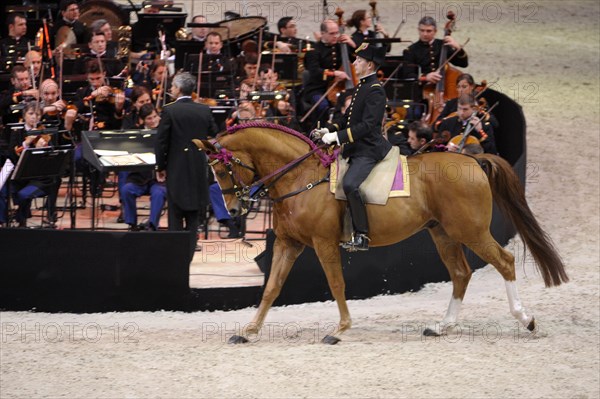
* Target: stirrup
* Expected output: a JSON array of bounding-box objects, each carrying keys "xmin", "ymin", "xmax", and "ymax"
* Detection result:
[{"xmin": 341, "ymin": 233, "xmax": 370, "ymax": 252}]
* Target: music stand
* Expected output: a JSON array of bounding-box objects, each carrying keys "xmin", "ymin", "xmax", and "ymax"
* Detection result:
[
  {"xmin": 12, "ymin": 146, "xmax": 72, "ymax": 181},
  {"xmin": 81, "ymin": 130, "xmax": 158, "ymax": 230},
  {"xmin": 131, "ymin": 12, "xmax": 187, "ymax": 52}
]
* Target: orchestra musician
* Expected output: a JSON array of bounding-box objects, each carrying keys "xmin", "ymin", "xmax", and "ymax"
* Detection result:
[
  {"xmin": 436, "ymin": 94, "xmax": 497, "ymax": 154},
  {"xmin": 303, "ymin": 19, "xmax": 353, "ymax": 127},
  {"xmin": 121, "ymin": 103, "xmax": 166, "ymax": 231},
  {"xmin": 401, "ymin": 16, "xmax": 468, "ymax": 84},
  {"xmin": 122, "ymin": 86, "xmax": 152, "ymax": 129},
  {"xmin": 0, "ymin": 13, "xmax": 31, "ymax": 60},
  {"xmin": 38, "ymin": 79, "xmax": 73, "ymax": 134},
  {"xmin": 346, "ymin": 9, "xmax": 390, "ymax": 53},
  {"xmin": 258, "ymin": 65, "xmax": 300, "ymax": 131},
  {"xmin": 6, "ymin": 101, "xmax": 61, "ymax": 227},
  {"xmin": 73, "ymin": 59, "xmax": 125, "ymax": 131},
  {"xmin": 273, "ymin": 17, "xmax": 307, "ymax": 53},
  {"xmin": 202, "ymin": 32, "xmax": 232, "ymax": 73},
  {"xmin": 51, "ymin": 0, "xmax": 89, "ymax": 47},
  {"xmin": 0, "ymin": 65, "xmax": 39, "ymax": 152},
  {"xmin": 435, "ymin": 73, "xmax": 499, "ymax": 129},
  {"xmin": 189, "ymin": 15, "xmax": 209, "ymax": 43},
  {"xmin": 76, "ymin": 31, "xmax": 125, "ymax": 77},
  {"xmin": 89, "ymin": 19, "xmax": 119, "ymax": 58}
]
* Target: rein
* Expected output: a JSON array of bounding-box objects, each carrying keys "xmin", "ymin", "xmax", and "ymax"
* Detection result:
[{"xmin": 209, "ymin": 140, "xmax": 332, "ymax": 214}]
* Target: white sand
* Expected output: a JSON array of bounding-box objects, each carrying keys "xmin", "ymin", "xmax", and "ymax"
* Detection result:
[{"xmin": 1, "ymin": 1, "xmax": 599, "ymax": 398}]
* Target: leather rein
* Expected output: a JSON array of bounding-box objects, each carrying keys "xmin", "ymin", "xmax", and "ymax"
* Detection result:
[{"xmin": 208, "ymin": 141, "xmax": 331, "ymax": 214}]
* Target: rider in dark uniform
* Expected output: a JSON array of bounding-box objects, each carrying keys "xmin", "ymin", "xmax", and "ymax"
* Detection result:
[{"xmin": 315, "ymin": 43, "xmax": 390, "ymax": 251}]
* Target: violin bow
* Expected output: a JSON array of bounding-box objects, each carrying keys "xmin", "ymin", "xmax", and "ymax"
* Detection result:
[{"xmin": 457, "ymin": 100, "xmax": 499, "ymax": 152}]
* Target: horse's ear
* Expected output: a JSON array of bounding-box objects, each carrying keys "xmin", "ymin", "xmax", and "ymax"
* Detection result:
[{"xmin": 193, "ymin": 139, "xmax": 217, "ymax": 154}]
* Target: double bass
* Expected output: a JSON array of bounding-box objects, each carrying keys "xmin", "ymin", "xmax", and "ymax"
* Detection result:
[
  {"xmin": 423, "ymin": 11, "xmax": 463, "ymax": 124},
  {"xmin": 326, "ymin": 7, "xmax": 358, "ymax": 106}
]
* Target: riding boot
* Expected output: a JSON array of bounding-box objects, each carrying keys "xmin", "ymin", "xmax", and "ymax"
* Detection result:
[{"xmin": 342, "ymin": 190, "xmax": 370, "ymax": 251}]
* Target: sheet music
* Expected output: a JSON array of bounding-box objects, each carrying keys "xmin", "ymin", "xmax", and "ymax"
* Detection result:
[
  {"xmin": 134, "ymin": 152, "xmax": 156, "ymax": 165},
  {"xmin": 94, "ymin": 149, "xmax": 130, "ymax": 156}
]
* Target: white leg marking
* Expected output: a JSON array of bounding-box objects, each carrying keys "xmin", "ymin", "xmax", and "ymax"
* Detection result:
[{"xmin": 505, "ymin": 280, "xmax": 532, "ymax": 326}]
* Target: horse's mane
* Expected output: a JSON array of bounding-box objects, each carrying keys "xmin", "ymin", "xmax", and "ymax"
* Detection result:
[{"xmin": 225, "ymin": 121, "xmax": 337, "ymax": 167}]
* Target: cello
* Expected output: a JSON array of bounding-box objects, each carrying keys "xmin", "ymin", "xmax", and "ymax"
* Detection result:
[{"xmin": 423, "ymin": 11, "xmax": 463, "ymax": 124}]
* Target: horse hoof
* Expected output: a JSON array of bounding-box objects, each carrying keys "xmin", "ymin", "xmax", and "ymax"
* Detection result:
[
  {"xmin": 322, "ymin": 335, "xmax": 341, "ymax": 345},
  {"xmin": 527, "ymin": 317, "xmax": 536, "ymax": 332},
  {"xmin": 423, "ymin": 328, "xmax": 440, "ymax": 337},
  {"xmin": 228, "ymin": 335, "xmax": 249, "ymax": 344}
]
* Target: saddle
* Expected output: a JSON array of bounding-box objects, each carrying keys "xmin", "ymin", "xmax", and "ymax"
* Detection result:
[{"xmin": 329, "ymin": 146, "xmax": 411, "ymax": 205}]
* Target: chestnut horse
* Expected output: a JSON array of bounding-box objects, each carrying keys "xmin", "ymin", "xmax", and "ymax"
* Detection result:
[{"xmin": 195, "ymin": 122, "xmax": 568, "ymax": 344}]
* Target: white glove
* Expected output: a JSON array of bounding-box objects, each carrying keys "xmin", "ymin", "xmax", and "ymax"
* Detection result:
[
  {"xmin": 310, "ymin": 127, "xmax": 329, "ymax": 141},
  {"xmin": 321, "ymin": 131, "xmax": 339, "ymax": 145}
]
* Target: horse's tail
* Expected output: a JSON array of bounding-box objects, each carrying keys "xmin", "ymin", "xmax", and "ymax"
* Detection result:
[{"xmin": 475, "ymin": 153, "xmax": 569, "ymax": 287}]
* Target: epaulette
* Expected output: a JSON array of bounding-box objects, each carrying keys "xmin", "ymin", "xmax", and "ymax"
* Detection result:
[{"xmin": 371, "ymin": 83, "xmax": 382, "ymax": 88}]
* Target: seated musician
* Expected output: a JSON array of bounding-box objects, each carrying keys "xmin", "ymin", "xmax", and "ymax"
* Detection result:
[
  {"xmin": 121, "ymin": 103, "xmax": 166, "ymax": 231},
  {"xmin": 435, "ymin": 73, "xmax": 499, "ymax": 129},
  {"xmin": 0, "ymin": 13, "xmax": 31, "ymax": 61},
  {"xmin": 24, "ymin": 51, "xmax": 49, "ymax": 87},
  {"xmin": 274, "ymin": 17, "xmax": 309, "ymax": 53},
  {"xmin": 234, "ymin": 53, "xmax": 258, "ymax": 85},
  {"xmin": 51, "ymin": 0, "xmax": 89, "ymax": 48},
  {"xmin": 122, "ymin": 86, "xmax": 152, "ymax": 129},
  {"xmin": 0, "ymin": 66, "xmax": 39, "ymax": 153},
  {"xmin": 401, "ymin": 16, "xmax": 467, "ymax": 84},
  {"xmin": 6, "ymin": 102, "xmax": 60, "ymax": 227},
  {"xmin": 133, "ymin": 59, "xmax": 169, "ymax": 102},
  {"xmin": 226, "ymin": 78, "xmax": 262, "ymax": 127},
  {"xmin": 303, "ymin": 19, "xmax": 354, "ymax": 128},
  {"xmin": 346, "ymin": 10, "xmax": 391, "ymax": 53},
  {"xmin": 436, "ymin": 94, "xmax": 497, "ymax": 154},
  {"xmin": 38, "ymin": 79, "xmax": 75, "ymax": 144},
  {"xmin": 73, "ymin": 59, "xmax": 126, "ymax": 131},
  {"xmin": 203, "ymin": 32, "xmax": 232, "ymax": 73},
  {"xmin": 406, "ymin": 121, "xmax": 433, "ymax": 154},
  {"xmin": 89, "ymin": 19, "xmax": 119, "ymax": 58},
  {"xmin": 258, "ymin": 65, "xmax": 300, "ymax": 130},
  {"xmin": 76, "ymin": 32, "xmax": 125, "ymax": 77},
  {"xmin": 189, "ymin": 15, "xmax": 209, "ymax": 43},
  {"xmin": 314, "ymin": 44, "xmax": 390, "ymax": 251}
]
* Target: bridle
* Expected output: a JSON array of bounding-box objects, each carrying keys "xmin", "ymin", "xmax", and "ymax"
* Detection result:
[{"xmin": 207, "ymin": 140, "xmax": 331, "ymax": 215}]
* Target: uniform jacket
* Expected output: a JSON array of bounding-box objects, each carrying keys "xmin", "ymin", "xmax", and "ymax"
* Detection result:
[
  {"xmin": 402, "ymin": 39, "xmax": 468, "ymax": 80},
  {"xmin": 329, "ymin": 73, "xmax": 391, "ymax": 160},
  {"xmin": 303, "ymin": 41, "xmax": 344, "ymax": 98},
  {"xmin": 155, "ymin": 97, "xmax": 218, "ymax": 211}
]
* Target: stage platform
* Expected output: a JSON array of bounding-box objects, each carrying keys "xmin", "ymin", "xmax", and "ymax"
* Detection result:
[{"xmin": 0, "ymin": 182, "xmax": 268, "ymax": 312}]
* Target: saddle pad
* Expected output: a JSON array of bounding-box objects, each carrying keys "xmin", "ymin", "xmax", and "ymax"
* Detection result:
[{"xmin": 330, "ymin": 146, "xmax": 410, "ymax": 205}]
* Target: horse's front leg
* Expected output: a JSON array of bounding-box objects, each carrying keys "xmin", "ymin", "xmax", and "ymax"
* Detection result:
[
  {"xmin": 228, "ymin": 237, "xmax": 304, "ymax": 344},
  {"xmin": 313, "ymin": 240, "xmax": 351, "ymax": 345}
]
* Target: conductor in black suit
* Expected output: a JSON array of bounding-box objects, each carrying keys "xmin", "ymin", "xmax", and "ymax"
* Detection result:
[{"xmin": 155, "ymin": 72, "xmax": 218, "ymax": 257}]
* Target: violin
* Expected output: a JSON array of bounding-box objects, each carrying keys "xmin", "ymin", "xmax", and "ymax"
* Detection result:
[
  {"xmin": 84, "ymin": 87, "xmax": 124, "ymax": 104},
  {"xmin": 15, "ymin": 124, "xmax": 52, "ymax": 155}
]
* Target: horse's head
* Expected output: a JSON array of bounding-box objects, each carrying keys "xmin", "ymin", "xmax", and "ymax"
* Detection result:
[{"xmin": 194, "ymin": 138, "xmax": 258, "ymax": 216}]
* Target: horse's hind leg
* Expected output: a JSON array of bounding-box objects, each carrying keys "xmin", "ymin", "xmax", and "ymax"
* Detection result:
[
  {"xmin": 229, "ymin": 237, "xmax": 304, "ymax": 344},
  {"xmin": 466, "ymin": 232, "xmax": 536, "ymax": 331},
  {"xmin": 313, "ymin": 241, "xmax": 351, "ymax": 344},
  {"xmin": 426, "ymin": 225, "xmax": 473, "ymax": 336}
]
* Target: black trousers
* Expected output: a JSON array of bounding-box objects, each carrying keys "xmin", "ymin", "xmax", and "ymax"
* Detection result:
[
  {"xmin": 168, "ymin": 201, "xmax": 202, "ymax": 262},
  {"xmin": 342, "ymin": 156, "xmax": 377, "ymax": 234}
]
